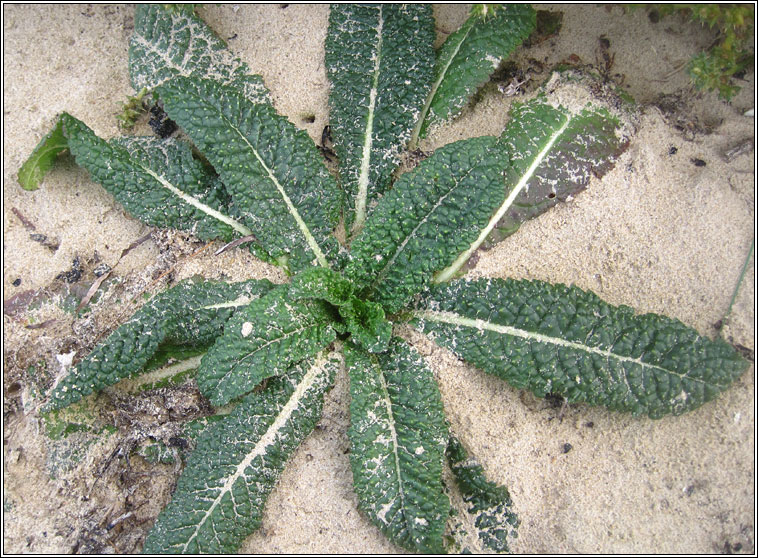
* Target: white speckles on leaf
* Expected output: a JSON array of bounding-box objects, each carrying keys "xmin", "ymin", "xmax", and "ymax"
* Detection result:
[
  {"xmin": 345, "ymin": 339, "xmax": 449, "ymax": 553},
  {"xmin": 156, "ymin": 77, "xmax": 341, "ymax": 273},
  {"xmin": 43, "ymin": 279, "xmax": 273, "ymax": 412},
  {"xmin": 241, "ymin": 322, "xmax": 253, "ymax": 338},
  {"xmin": 143, "ymin": 354, "xmax": 338, "ymax": 553},
  {"xmin": 326, "ymin": 5, "xmax": 435, "ymax": 233},
  {"xmin": 56, "ymin": 350, "xmax": 76, "ymax": 372},
  {"xmin": 415, "ymin": 4, "xmax": 536, "ymax": 141},
  {"xmin": 485, "ymin": 53, "xmax": 501, "ymax": 69},
  {"xmin": 413, "ymin": 278, "xmax": 748, "ymax": 418},
  {"xmin": 130, "ymin": 5, "xmax": 270, "ymax": 105}
]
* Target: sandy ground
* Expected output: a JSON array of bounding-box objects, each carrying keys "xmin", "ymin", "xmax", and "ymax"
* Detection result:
[{"xmin": 3, "ymin": 4, "xmax": 754, "ymax": 554}]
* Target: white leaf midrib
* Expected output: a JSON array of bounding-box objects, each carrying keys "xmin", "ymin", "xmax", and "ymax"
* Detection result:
[
  {"xmin": 141, "ymin": 166, "xmax": 253, "ymax": 236},
  {"xmin": 237, "ymin": 128, "xmax": 331, "ymax": 268},
  {"xmin": 196, "ymin": 98, "xmax": 331, "ymax": 268},
  {"xmin": 201, "ymin": 295, "xmax": 253, "ymax": 309},
  {"xmin": 367, "ymin": 161, "xmax": 481, "ymax": 296},
  {"xmin": 351, "ymin": 7, "xmax": 384, "ymax": 237},
  {"xmin": 372, "ymin": 361, "xmax": 408, "ymax": 529},
  {"xmin": 414, "ymin": 309, "xmax": 711, "ymax": 386},
  {"xmin": 117, "ymin": 354, "xmax": 204, "ymax": 393},
  {"xmin": 162, "ymin": 80, "xmax": 330, "ymax": 268},
  {"xmin": 434, "ymin": 115, "xmax": 572, "ymax": 283},
  {"xmin": 179, "ymin": 354, "xmax": 331, "ymax": 552},
  {"xmin": 214, "ymin": 318, "xmax": 328, "ymax": 398}
]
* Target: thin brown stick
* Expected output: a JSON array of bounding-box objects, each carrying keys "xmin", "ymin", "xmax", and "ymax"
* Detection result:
[
  {"xmin": 11, "ymin": 207, "xmax": 36, "ymax": 230},
  {"xmin": 213, "ymin": 234, "xmax": 257, "ymax": 256},
  {"xmin": 76, "ymin": 232, "xmax": 153, "ymax": 312}
]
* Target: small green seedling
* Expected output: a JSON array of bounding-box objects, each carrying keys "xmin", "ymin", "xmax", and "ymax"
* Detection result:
[{"xmin": 648, "ymin": 4, "xmax": 754, "ymax": 100}]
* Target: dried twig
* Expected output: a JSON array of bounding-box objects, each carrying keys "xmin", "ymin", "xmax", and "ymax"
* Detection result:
[
  {"xmin": 213, "ymin": 234, "xmax": 257, "ymax": 256},
  {"xmin": 76, "ymin": 232, "xmax": 153, "ymax": 312},
  {"xmin": 723, "ymin": 138, "xmax": 754, "ymax": 163},
  {"xmin": 11, "ymin": 207, "xmax": 36, "ymax": 230},
  {"xmin": 24, "ymin": 319, "xmax": 57, "ymax": 330}
]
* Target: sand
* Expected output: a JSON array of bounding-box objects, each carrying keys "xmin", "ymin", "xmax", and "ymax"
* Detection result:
[{"xmin": 3, "ymin": 4, "xmax": 754, "ymax": 554}]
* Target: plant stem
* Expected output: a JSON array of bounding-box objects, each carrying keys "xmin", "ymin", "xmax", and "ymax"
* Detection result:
[{"xmin": 721, "ymin": 235, "xmax": 754, "ymax": 336}]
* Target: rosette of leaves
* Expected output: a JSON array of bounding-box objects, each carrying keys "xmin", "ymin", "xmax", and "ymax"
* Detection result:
[{"xmin": 19, "ymin": 4, "xmax": 748, "ymax": 554}]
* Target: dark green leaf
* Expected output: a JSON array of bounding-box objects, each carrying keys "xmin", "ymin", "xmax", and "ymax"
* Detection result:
[
  {"xmin": 412, "ymin": 278, "xmax": 749, "ymax": 418},
  {"xmin": 346, "ymin": 136, "xmax": 509, "ymax": 313},
  {"xmin": 325, "ymin": 4, "xmax": 435, "ymax": 235},
  {"xmin": 345, "ymin": 339, "xmax": 449, "ymax": 553},
  {"xmin": 445, "ymin": 436, "xmax": 519, "ymax": 553},
  {"xmin": 143, "ymin": 352, "xmax": 339, "ymax": 553},
  {"xmin": 130, "ymin": 4, "xmax": 270, "ymax": 104},
  {"xmin": 44, "ymin": 278, "xmax": 273, "ymax": 412},
  {"xmin": 156, "ymin": 77, "xmax": 343, "ymax": 272},
  {"xmin": 413, "ymin": 4, "xmax": 536, "ymax": 143},
  {"xmin": 198, "ymin": 285, "xmax": 337, "ymax": 406}
]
